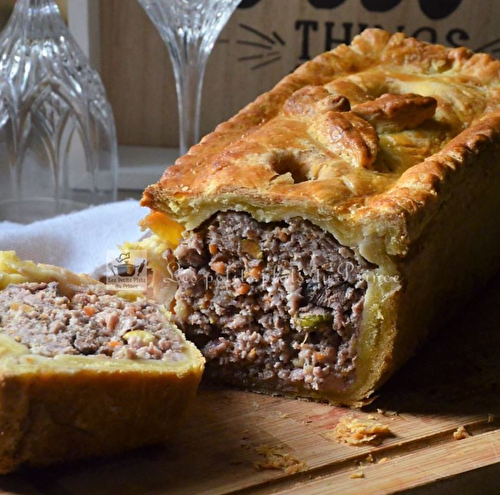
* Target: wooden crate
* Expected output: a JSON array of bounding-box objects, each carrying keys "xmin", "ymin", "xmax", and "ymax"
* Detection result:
[{"xmin": 98, "ymin": 0, "xmax": 500, "ymax": 148}]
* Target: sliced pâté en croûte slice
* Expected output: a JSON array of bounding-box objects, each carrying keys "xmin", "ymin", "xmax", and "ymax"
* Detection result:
[
  {"xmin": 140, "ymin": 29, "xmax": 500, "ymax": 405},
  {"xmin": 0, "ymin": 251, "xmax": 204, "ymax": 473}
]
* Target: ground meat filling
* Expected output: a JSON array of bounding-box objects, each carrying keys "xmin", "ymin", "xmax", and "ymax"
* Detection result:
[
  {"xmin": 0, "ymin": 282, "xmax": 187, "ymax": 361},
  {"xmin": 171, "ymin": 211, "xmax": 372, "ymax": 392}
]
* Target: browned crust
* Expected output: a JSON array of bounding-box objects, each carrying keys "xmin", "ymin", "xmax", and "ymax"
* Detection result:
[
  {"xmin": 351, "ymin": 93, "xmax": 437, "ymax": 133},
  {"xmin": 141, "ymin": 29, "xmax": 500, "ymax": 258},
  {"xmin": 0, "ymin": 364, "xmax": 203, "ymax": 473}
]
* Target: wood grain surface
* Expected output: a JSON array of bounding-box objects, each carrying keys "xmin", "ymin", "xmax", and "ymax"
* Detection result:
[{"xmin": 2, "ymin": 270, "xmax": 500, "ymax": 494}]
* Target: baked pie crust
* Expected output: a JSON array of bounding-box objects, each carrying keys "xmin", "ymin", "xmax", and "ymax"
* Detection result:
[
  {"xmin": 0, "ymin": 252, "xmax": 204, "ymax": 473},
  {"xmin": 141, "ymin": 29, "xmax": 500, "ymax": 404}
]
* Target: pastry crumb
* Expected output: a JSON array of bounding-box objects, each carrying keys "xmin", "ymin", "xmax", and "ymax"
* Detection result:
[
  {"xmin": 376, "ymin": 408, "xmax": 398, "ymax": 417},
  {"xmin": 487, "ymin": 413, "xmax": 495, "ymax": 424},
  {"xmin": 330, "ymin": 415, "xmax": 392, "ymax": 446},
  {"xmin": 378, "ymin": 457, "xmax": 389, "ymax": 464},
  {"xmin": 350, "ymin": 471, "xmax": 365, "ymax": 479},
  {"xmin": 253, "ymin": 445, "xmax": 307, "ymax": 474},
  {"xmin": 367, "ymin": 415, "xmax": 377, "ymax": 420},
  {"xmin": 277, "ymin": 411, "xmax": 290, "ymax": 419},
  {"xmin": 453, "ymin": 426, "xmax": 470, "ymax": 440},
  {"xmin": 365, "ymin": 454, "xmax": 374, "ymax": 463}
]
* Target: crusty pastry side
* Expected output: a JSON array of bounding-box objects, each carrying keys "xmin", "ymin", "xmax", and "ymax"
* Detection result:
[
  {"xmin": 0, "ymin": 252, "xmax": 204, "ymax": 473},
  {"xmin": 142, "ymin": 28, "xmax": 500, "ymax": 260},
  {"xmin": 140, "ymin": 29, "xmax": 500, "ymax": 405}
]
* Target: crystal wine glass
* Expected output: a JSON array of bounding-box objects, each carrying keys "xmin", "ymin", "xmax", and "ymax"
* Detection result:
[
  {"xmin": 0, "ymin": 0, "xmax": 118, "ymax": 223},
  {"xmin": 138, "ymin": 0, "xmax": 240, "ymax": 156}
]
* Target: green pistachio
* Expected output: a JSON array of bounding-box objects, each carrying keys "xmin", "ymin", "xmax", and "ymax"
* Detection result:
[
  {"xmin": 295, "ymin": 314, "xmax": 333, "ymax": 330},
  {"xmin": 241, "ymin": 239, "xmax": 263, "ymax": 259}
]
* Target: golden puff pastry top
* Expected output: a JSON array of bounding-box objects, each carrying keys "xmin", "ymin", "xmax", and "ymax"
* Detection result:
[{"xmin": 142, "ymin": 29, "xmax": 500, "ymax": 263}]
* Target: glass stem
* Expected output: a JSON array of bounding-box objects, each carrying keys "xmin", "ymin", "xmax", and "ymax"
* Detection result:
[
  {"xmin": 14, "ymin": 0, "xmax": 61, "ymax": 21},
  {"xmin": 12, "ymin": 0, "xmax": 66, "ymax": 42},
  {"xmin": 169, "ymin": 39, "xmax": 209, "ymax": 156}
]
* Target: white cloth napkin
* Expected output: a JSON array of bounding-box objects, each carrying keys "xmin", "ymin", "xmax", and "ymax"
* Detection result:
[{"xmin": 0, "ymin": 200, "xmax": 148, "ymax": 274}]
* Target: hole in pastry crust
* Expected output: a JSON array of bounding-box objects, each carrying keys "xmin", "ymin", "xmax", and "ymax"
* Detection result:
[{"xmin": 270, "ymin": 151, "xmax": 309, "ymax": 183}]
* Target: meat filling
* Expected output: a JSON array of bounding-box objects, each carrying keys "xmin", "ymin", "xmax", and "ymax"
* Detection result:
[
  {"xmin": 0, "ymin": 282, "xmax": 187, "ymax": 361},
  {"xmin": 170, "ymin": 211, "xmax": 373, "ymax": 392}
]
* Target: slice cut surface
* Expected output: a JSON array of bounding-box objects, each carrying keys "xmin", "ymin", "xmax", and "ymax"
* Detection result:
[
  {"xmin": 0, "ymin": 281, "xmax": 188, "ymax": 361},
  {"xmin": 169, "ymin": 211, "xmax": 374, "ymax": 395}
]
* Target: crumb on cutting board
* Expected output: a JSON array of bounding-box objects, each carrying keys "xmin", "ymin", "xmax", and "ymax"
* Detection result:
[
  {"xmin": 277, "ymin": 411, "xmax": 290, "ymax": 419},
  {"xmin": 453, "ymin": 426, "xmax": 470, "ymax": 440},
  {"xmin": 253, "ymin": 445, "xmax": 307, "ymax": 475},
  {"xmin": 330, "ymin": 415, "xmax": 392, "ymax": 446},
  {"xmin": 376, "ymin": 408, "xmax": 398, "ymax": 417},
  {"xmin": 350, "ymin": 471, "xmax": 365, "ymax": 479}
]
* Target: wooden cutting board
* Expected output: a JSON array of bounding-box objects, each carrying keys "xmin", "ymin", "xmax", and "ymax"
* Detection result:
[{"xmin": 3, "ymin": 273, "xmax": 500, "ymax": 495}]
